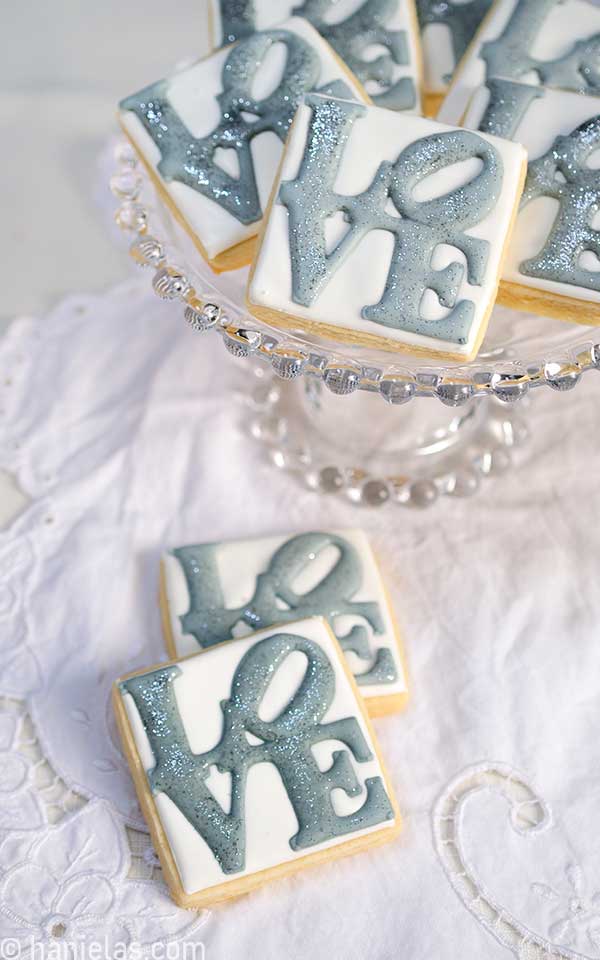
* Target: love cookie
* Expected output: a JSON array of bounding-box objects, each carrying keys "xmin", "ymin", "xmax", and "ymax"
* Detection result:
[
  {"xmin": 161, "ymin": 530, "xmax": 408, "ymax": 716},
  {"xmin": 464, "ymin": 81, "xmax": 600, "ymax": 325},
  {"xmin": 209, "ymin": 0, "xmax": 422, "ymax": 112},
  {"xmin": 439, "ymin": 0, "xmax": 600, "ymax": 127},
  {"xmin": 114, "ymin": 618, "xmax": 401, "ymax": 908},
  {"xmin": 119, "ymin": 18, "xmax": 368, "ymax": 271},
  {"xmin": 247, "ymin": 94, "xmax": 526, "ymax": 360}
]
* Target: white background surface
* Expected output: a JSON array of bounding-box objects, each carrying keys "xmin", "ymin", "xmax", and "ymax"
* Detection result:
[
  {"xmin": 2, "ymin": 3, "xmax": 600, "ymax": 959},
  {"xmin": 0, "ymin": 0, "xmax": 210, "ymax": 325}
]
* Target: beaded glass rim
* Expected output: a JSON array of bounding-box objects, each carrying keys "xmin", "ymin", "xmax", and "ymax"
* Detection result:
[{"xmin": 111, "ymin": 139, "xmax": 600, "ymax": 408}]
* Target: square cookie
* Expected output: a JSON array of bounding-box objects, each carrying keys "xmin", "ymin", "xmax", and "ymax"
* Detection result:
[
  {"xmin": 114, "ymin": 617, "xmax": 401, "ymax": 908},
  {"xmin": 119, "ymin": 18, "xmax": 368, "ymax": 272},
  {"xmin": 209, "ymin": 0, "xmax": 423, "ymax": 112},
  {"xmin": 247, "ymin": 94, "xmax": 526, "ymax": 360},
  {"xmin": 438, "ymin": 0, "xmax": 600, "ymax": 128},
  {"xmin": 463, "ymin": 81, "xmax": 600, "ymax": 324},
  {"xmin": 415, "ymin": 0, "xmax": 493, "ymax": 113},
  {"xmin": 161, "ymin": 530, "xmax": 408, "ymax": 717}
]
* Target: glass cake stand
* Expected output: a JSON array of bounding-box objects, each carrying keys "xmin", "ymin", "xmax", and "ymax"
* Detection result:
[{"xmin": 110, "ymin": 140, "xmax": 600, "ymax": 509}]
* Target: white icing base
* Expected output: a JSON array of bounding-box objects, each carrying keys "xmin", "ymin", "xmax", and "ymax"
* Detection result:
[
  {"xmin": 438, "ymin": 0, "xmax": 600, "ymax": 126},
  {"xmin": 120, "ymin": 18, "xmax": 367, "ymax": 262},
  {"xmin": 463, "ymin": 85, "xmax": 600, "ymax": 304},
  {"xmin": 248, "ymin": 97, "xmax": 526, "ymax": 358},
  {"xmin": 209, "ymin": 0, "xmax": 422, "ymax": 113},
  {"xmin": 120, "ymin": 617, "xmax": 398, "ymax": 896},
  {"xmin": 422, "ymin": 22, "xmax": 455, "ymax": 94},
  {"xmin": 162, "ymin": 528, "xmax": 407, "ymax": 701}
]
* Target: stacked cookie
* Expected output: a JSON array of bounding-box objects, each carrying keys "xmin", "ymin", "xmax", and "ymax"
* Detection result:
[
  {"xmin": 439, "ymin": 0, "xmax": 600, "ymax": 325},
  {"xmin": 120, "ymin": 0, "xmax": 600, "ymax": 357},
  {"xmin": 120, "ymin": 0, "xmax": 533, "ymax": 362},
  {"xmin": 114, "ymin": 530, "xmax": 407, "ymax": 907}
]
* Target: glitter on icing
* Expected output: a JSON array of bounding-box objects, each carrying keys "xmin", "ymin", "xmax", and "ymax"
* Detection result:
[
  {"xmin": 295, "ymin": 0, "xmax": 417, "ymax": 110},
  {"xmin": 279, "ymin": 95, "xmax": 503, "ymax": 345},
  {"xmin": 476, "ymin": 77, "xmax": 544, "ymax": 139},
  {"xmin": 474, "ymin": 80, "xmax": 600, "ymax": 291},
  {"xmin": 120, "ymin": 29, "xmax": 353, "ymax": 226},
  {"xmin": 519, "ymin": 116, "xmax": 600, "ymax": 290},
  {"xmin": 216, "ymin": 0, "xmax": 417, "ymax": 110},
  {"xmin": 339, "ymin": 625, "xmax": 398, "ymax": 685},
  {"xmin": 174, "ymin": 532, "xmax": 398, "ymax": 686},
  {"xmin": 481, "ymin": 0, "xmax": 600, "ymax": 95},
  {"xmin": 416, "ymin": 0, "xmax": 493, "ymax": 83},
  {"xmin": 121, "ymin": 632, "xmax": 394, "ymax": 875}
]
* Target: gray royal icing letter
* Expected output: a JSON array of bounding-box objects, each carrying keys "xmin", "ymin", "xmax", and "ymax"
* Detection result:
[
  {"xmin": 518, "ymin": 116, "xmax": 600, "ymax": 290},
  {"xmin": 216, "ymin": 0, "xmax": 417, "ymax": 109},
  {"xmin": 481, "ymin": 0, "xmax": 600, "ymax": 95},
  {"xmin": 122, "ymin": 632, "xmax": 394, "ymax": 874},
  {"xmin": 279, "ymin": 95, "xmax": 502, "ymax": 346},
  {"xmin": 218, "ymin": 0, "xmax": 257, "ymax": 43},
  {"xmin": 174, "ymin": 531, "xmax": 397, "ymax": 687},
  {"xmin": 295, "ymin": 0, "xmax": 416, "ymax": 110},
  {"xmin": 120, "ymin": 30, "xmax": 352, "ymax": 225},
  {"xmin": 476, "ymin": 78, "xmax": 544, "ymax": 139},
  {"xmin": 416, "ymin": 0, "xmax": 492, "ymax": 81}
]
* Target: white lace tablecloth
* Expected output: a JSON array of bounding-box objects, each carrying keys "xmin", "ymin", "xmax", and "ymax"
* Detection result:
[{"xmin": 1, "ymin": 276, "xmax": 600, "ymax": 960}]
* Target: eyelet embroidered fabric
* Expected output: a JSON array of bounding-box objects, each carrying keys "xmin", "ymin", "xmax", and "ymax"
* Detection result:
[{"xmin": 2, "ymin": 277, "xmax": 600, "ymax": 958}]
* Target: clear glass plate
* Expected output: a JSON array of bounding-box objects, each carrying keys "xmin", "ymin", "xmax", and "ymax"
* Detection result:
[{"xmin": 110, "ymin": 140, "xmax": 599, "ymax": 507}]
